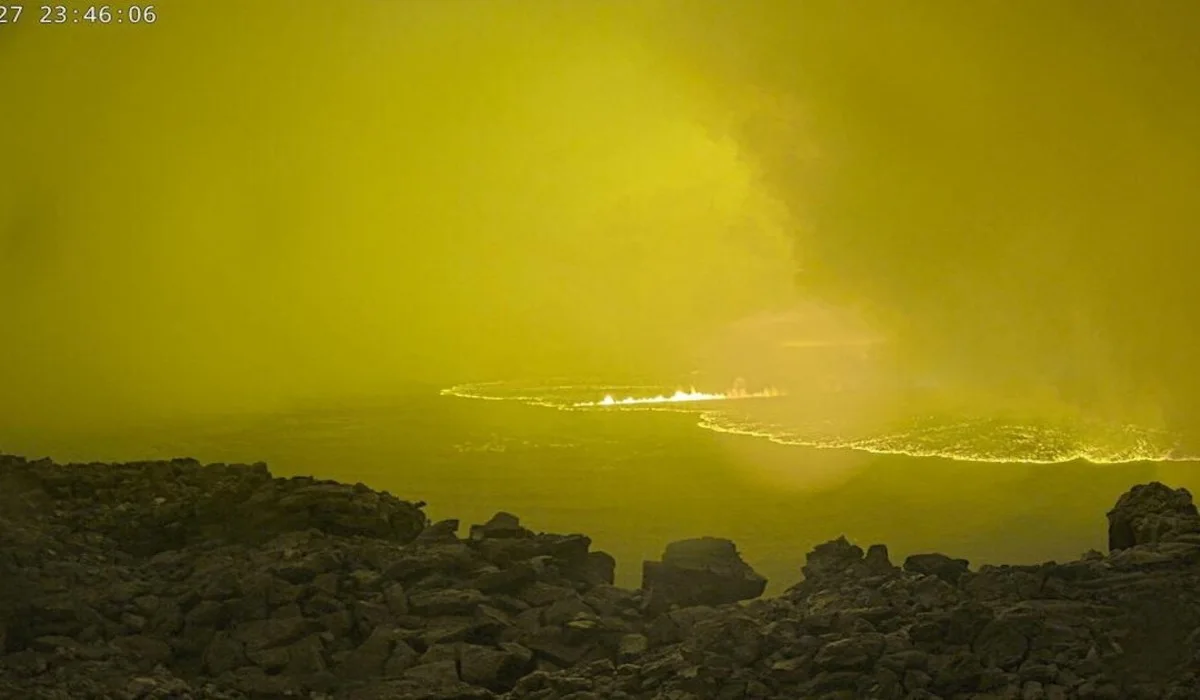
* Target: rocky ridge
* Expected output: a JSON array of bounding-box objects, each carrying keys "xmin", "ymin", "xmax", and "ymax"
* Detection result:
[{"xmin": 2, "ymin": 454, "xmax": 1200, "ymax": 699}]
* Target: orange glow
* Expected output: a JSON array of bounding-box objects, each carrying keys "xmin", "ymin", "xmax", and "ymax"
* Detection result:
[{"xmin": 573, "ymin": 384, "xmax": 781, "ymax": 408}]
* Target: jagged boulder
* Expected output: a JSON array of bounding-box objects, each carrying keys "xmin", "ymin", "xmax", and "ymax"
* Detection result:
[
  {"xmin": 800, "ymin": 535, "xmax": 867, "ymax": 582},
  {"xmin": 794, "ymin": 536, "xmax": 899, "ymax": 593},
  {"xmin": 579, "ymin": 551, "xmax": 615, "ymax": 586},
  {"xmin": 413, "ymin": 519, "xmax": 461, "ymax": 544},
  {"xmin": 470, "ymin": 512, "xmax": 530, "ymax": 540},
  {"xmin": 640, "ymin": 537, "xmax": 766, "ymax": 614},
  {"xmin": 904, "ymin": 553, "xmax": 971, "ymax": 584},
  {"xmin": 1107, "ymin": 481, "xmax": 1200, "ymax": 551}
]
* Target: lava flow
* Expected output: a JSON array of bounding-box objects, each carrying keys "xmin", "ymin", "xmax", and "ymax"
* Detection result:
[{"xmin": 573, "ymin": 385, "xmax": 782, "ymax": 408}]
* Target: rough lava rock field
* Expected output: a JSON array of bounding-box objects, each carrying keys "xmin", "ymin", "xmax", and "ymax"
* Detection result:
[{"xmin": 3, "ymin": 453, "xmax": 1200, "ymax": 699}]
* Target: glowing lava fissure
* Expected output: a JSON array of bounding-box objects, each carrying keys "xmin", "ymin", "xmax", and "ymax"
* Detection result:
[
  {"xmin": 439, "ymin": 379, "xmax": 1200, "ymax": 464},
  {"xmin": 573, "ymin": 386, "xmax": 782, "ymax": 408},
  {"xmin": 696, "ymin": 413, "xmax": 1200, "ymax": 464}
]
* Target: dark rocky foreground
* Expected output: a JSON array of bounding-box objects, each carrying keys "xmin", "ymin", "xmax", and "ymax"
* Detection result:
[{"xmin": 3, "ymin": 455, "xmax": 1200, "ymax": 699}]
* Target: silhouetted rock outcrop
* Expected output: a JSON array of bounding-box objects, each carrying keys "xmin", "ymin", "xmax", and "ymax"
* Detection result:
[
  {"xmin": 3, "ymin": 454, "xmax": 1200, "ymax": 698},
  {"xmin": 641, "ymin": 537, "xmax": 767, "ymax": 614},
  {"xmin": 1107, "ymin": 481, "xmax": 1200, "ymax": 551},
  {"xmin": 903, "ymin": 552, "xmax": 971, "ymax": 584},
  {"xmin": 0, "ymin": 454, "xmax": 635, "ymax": 699},
  {"xmin": 506, "ymin": 484, "xmax": 1200, "ymax": 699}
]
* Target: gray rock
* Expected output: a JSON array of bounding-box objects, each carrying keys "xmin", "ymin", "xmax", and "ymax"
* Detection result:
[
  {"xmin": 415, "ymin": 519, "xmax": 461, "ymax": 544},
  {"xmin": 111, "ymin": 634, "xmax": 174, "ymax": 665},
  {"xmin": 384, "ymin": 582, "xmax": 409, "ymax": 615},
  {"xmin": 813, "ymin": 633, "xmax": 885, "ymax": 671},
  {"xmin": 518, "ymin": 584, "xmax": 574, "ymax": 611},
  {"xmin": 524, "ymin": 626, "xmax": 593, "ymax": 666},
  {"xmin": 384, "ymin": 543, "xmax": 479, "ymax": 582},
  {"xmin": 337, "ymin": 625, "xmax": 396, "ymax": 678},
  {"xmin": 283, "ymin": 634, "xmax": 326, "ymax": 676},
  {"xmin": 641, "ymin": 538, "xmax": 767, "ymax": 614},
  {"xmin": 1108, "ymin": 481, "xmax": 1200, "ymax": 551},
  {"xmin": 470, "ymin": 512, "xmax": 529, "ymax": 540},
  {"xmin": 232, "ymin": 616, "xmax": 322, "ymax": 651},
  {"xmin": 471, "ymin": 562, "xmax": 537, "ymax": 594},
  {"xmin": 320, "ymin": 609, "xmax": 353, "ymax": 638},
  {"xmin": 419, "ymin": 642, "xmax": 460, "ymax": 665},
  {"xmin": 7, "ymin": 457, "xmax": 1200, "ymax": 700},
  {"xmin": 865, "ymin": 543, "xmax": 896, "ymax": 573},
  {"xmin": 904, "ymin": 553, "xmax": 971, "ymax": 584},
  {"xmin": 459, "ymin": 642, "xmax": 527, "ymax": 689},
  {"xmin": 402, "ymin": 658, "xmax": 460, "ymax": 684},
  {"xmin": 801, "ymin": 535, "xmax": 866, "ymax": 581},
  {"xmin": 583, "ymin": 551, "xmax": 616, "ymax": 585},
  {"xmin": 617, "ymin": 633, "xmax": 648, "ymax": 661},
  {"xmin": 313, "ymin": 571, "xmax": 339, "ymax": 596},
  {"xmin": 353, "ymin": 599, "xmax": 392, "ymax": 635},
  {"xmin": 184, "ymin": 599, "xmax": 227, "ymax": 628},
  {"xmin": 201, "ymin": 631, "xmax": 247, "ymax": 674},
  {"xmin": 246, "ymin": 645, "xmax": 291, "ymax": 672},
  {"xmin": 409, "ymin": 588, "xmax": 487, "ymax": 616},
  {"xmin": 973, "ymin": 619, "xmax": 1030, "ymax": 669},
  {"xmin": 420, "ymin": 618, "xmax": 477, "ymax": 647},
  {"xmin": 543, "ymin": 596, "xmax": 595, "ymax": 626},
  {"xmin": 383, "ymin": 639, "xmax": 419, "ymax": 677}
]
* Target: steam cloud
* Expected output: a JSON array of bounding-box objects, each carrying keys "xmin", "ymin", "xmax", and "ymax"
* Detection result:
[
  {"xmin": 3, "ymin": 1, "xmax": 1198, "ymax": 437},
  {"xmin": 653, "ymin": 1, "xmax": 1200, "ymax": 432}
]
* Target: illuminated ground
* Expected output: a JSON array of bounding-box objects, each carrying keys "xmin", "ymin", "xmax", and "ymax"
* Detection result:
[
  {"xmin": 442, "ymin": 379, "xmax": 1199, "ymax": 464},
  {"xmin": 9, "ymin": 384, "xmax": 1199, "ymax": 593}
]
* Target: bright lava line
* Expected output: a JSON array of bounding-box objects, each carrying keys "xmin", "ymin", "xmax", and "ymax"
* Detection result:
[{"xmin": 573, "ymin": 387, "xmax": 781, "ymax": 408}]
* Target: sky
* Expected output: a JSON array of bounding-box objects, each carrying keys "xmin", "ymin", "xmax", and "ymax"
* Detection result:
[
  {"xmin": 2, "ymin": 1, "xmax": 1199, "ymax": 434},
  {"xmin": 655, "ymin": 1, "xmax": 1200, "ymax": 431}
]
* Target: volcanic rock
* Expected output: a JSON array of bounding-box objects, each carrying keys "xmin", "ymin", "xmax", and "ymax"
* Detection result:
[
  {"xmin": 801, "ymin": 535, "xmax": 868, "ymax": 581},
  {"xmin": 470, "ymin": 512, "xmax": 530, "ymax": 540},
  {"xmin": 640, "ymin": 537, "xmax": 767, "ymax": 614},
  {"xmin": 5, "ymin": 452, "xmax": 1200, "ymax": 699},
  {"xmin": 1107, "ymin": 481, "xmax": 1200, "ymax": 551},
  {"xmin": 904, "ymin": 552, "xmax": 972, "ymax": 584}
]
